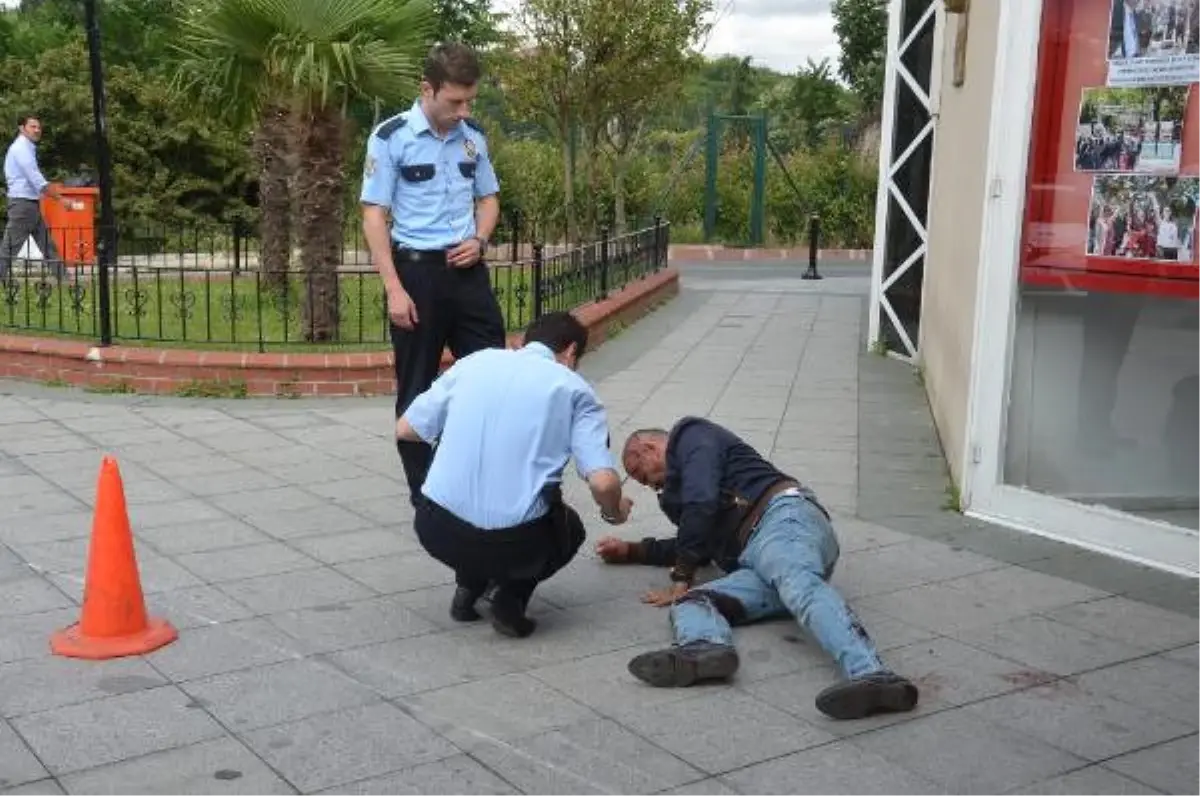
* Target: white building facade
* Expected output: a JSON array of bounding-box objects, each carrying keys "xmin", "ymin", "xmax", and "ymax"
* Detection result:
[{"xmin": 870, "ymin": 0, "xmax": 1200, "ymax": 577}]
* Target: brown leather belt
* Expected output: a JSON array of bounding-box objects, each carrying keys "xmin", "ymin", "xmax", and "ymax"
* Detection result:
[{"xmin": 735, "ymin": 478, "xmax": 801, "ymax": 548}]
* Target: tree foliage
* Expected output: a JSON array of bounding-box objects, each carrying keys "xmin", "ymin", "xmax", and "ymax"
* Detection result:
[
  {"xmin": 831, "ymin": 0, "xmax": 887, "ymax": 114},
  {"xmin": 1, "ymin": 0, "xmax": 883, "ymax": 262}
]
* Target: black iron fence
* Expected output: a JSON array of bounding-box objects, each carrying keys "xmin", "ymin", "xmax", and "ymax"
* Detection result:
[{"xmin": 0, "ymin": 216, "xmax": 669, "ymax": 351}]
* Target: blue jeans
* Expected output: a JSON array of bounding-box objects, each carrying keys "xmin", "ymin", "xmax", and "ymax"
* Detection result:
[{"xmin": 670, "ymin": 493, "xmax": 886, "ymax": 679}]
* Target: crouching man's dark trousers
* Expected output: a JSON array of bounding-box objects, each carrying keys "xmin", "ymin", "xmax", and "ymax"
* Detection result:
[{"xmin": 414, "ymin": 486, "xmax": 585, "ymax": 607}]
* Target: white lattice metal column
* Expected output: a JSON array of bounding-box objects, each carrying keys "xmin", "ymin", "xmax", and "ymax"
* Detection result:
[{"xmin": 868, "ymin": 0, "xmax": 944, "ymax": 361}]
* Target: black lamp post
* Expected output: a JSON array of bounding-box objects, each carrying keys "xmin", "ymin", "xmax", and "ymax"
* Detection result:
[{"xmin": 83, "ymin": 0, "xmax": 115, "ymax": 346}]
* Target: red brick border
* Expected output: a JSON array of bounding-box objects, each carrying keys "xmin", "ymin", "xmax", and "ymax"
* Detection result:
[
  {"xmin": 0, "ymin": 267, "xmax": 680, "ymax": 397},
  {"xmin": 668, "ymin": 245, "xmax": 871, "ymax": 262}
]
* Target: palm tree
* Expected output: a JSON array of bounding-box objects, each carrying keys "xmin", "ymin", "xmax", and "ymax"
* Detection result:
[{"xmin": 174, "ymin": 0, "xmax": 434, "ymax": 340}]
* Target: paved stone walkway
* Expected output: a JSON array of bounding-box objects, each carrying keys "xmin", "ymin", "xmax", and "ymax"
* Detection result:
[{"xmin": 0, "ymin": 262, "xmax": 1196, "ymax": 795}]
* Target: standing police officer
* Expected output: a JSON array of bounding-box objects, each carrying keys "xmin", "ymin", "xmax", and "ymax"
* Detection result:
[{"xmin": 361, "ymin": 42, "xmax": 507, "ymax": 507}]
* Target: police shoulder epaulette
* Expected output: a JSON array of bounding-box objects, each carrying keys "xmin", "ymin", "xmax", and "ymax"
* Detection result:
[
  {"xmin": 463, "ymin": 117, "xmax": 485, "ymax": 133},
  {"xmin": 374, "ymin": 114, "xmax": 408, "ymax": 140}
]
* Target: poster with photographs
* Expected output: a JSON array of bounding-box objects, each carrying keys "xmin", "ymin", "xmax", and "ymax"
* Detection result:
[
  {"xmin": 1107, "ymin": 0, "xmax": 1200, "ymax": 86},
  {"xmin": 1075, "ymin": 86, "xmax": 1189, "ymax": 173},
  {"xmin": 1087, "ymin": 175, "xmax": 1199, "ymax": 262}
]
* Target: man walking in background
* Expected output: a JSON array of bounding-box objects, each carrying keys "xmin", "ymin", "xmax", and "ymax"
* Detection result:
[
  {"xmin": 361, "ymin": 42, "xmax": 507, "ymax": 509},
  {"xmin": 1, "ymin": 114, "xmax": 68, "ymax": 283},
  {"xmin": 395, "ymin": 312, "xmax": 632, "ymax": 638}
]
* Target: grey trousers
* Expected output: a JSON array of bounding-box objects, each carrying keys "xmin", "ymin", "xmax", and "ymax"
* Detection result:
[{"xmin": 0, "ymin": 199, "xmax": 65, "ymax": 281}]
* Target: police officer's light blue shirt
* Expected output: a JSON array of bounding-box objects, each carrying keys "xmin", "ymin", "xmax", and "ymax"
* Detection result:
[
  {"xmin": 404, "ymin": 342, "xmax": 616, "ymax": 530},
  {"xmin": 4, "ymin": 135, "xmax": 48, "ymax": 201},
  {"xmin": 359, "ymin": 100, "xmax": 500, "ymax": 250}
]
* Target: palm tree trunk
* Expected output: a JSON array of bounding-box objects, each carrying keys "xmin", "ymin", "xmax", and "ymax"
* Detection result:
[
  {"xmin": 295, "ymin": 105, "xmax": 344, "ymax": 342},
  {"xmin": 254, "ymin": 104, "xmax": 293, "ymax": 293}
]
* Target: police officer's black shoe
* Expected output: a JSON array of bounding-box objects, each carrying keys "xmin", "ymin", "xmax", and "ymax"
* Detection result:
[
  {"xmin": 628, "ymin": 641, "xmax": 739, "ymax": 688},
  {"xmin": 450, "ymin": 585, "xmax": 485, "ymax": 622},
  {"xmin": 490, "ymin": 588, "xmax": 536, "ymax": 638},
  {"xmin": 814, "ymin": 671, "xmax": 919, "ymax": 720}
]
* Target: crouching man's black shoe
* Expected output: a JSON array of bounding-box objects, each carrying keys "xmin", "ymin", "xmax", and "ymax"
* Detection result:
[
  {"xmin": 490, "ymin": 588, "xmax": 537, "ymax": 638},
  {"xmin": 628, "ymin": 641, "xmax": 739, "ymax": 688},
  {"xmin": 450, "ymin": 585, "xmax": 485, "ymax": 622},
  {"xmin": 815, "ymin": 671, "xmax": 919, "ymax": 720}
]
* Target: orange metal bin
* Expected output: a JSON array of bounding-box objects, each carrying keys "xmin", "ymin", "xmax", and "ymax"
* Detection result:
[{"xmin": 39, "ymin": 184, "xmax": 98, "ymax": 267}]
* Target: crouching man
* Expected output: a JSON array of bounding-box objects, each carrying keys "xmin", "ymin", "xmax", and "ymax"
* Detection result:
[
  {"xmin": 396, "ymin": 311, "xmax": 631, "ymax": 638},
  {"xmin": 597, "ymin": 417, "xmax": 918, "ymax": 720}
]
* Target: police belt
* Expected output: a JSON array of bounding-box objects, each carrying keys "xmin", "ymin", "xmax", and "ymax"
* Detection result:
[{"xmin": 391, "ymin": 245, "xmax": 449, "ymax": 265}]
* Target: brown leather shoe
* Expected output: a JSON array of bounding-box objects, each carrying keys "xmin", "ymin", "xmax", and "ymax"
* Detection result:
[
  {"xmin": 628, "ymin": 641, "xmax": 739, "ymax": 687},
  {"xmin": 815, "ymin": 672, "xmax": 919, "ymax": 720}
]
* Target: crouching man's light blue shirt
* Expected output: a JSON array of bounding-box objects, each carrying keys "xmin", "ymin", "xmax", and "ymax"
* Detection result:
[{"xmin": 403, "ymin": 342, "xmax": 615, "ymax": 530}]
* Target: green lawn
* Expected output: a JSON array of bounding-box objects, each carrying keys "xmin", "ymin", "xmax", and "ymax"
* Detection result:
[{"xmin": 0, "ymin": 257, "xmax": 631, "ymax": 351}]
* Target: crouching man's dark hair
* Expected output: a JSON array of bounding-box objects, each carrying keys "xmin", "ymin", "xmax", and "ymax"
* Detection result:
[{"xmin": 523, "ymin": 311, "xmax": 589, "ymax": 361}]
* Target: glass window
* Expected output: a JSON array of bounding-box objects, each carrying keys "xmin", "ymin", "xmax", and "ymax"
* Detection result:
[{"xmin": 1004, "ymin": 0, "xmax": 1200, "ymax": 530}]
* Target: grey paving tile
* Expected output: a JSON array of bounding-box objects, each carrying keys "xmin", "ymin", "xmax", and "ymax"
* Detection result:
[
  {"xmin": 11, "ymin": 685, "xmax": 225, "ymax": 775},
  {"xmin": 318, "ymin": 753, "xmax": 518, "ymax": 795},
  {"xmin": 1073, "ymin": 654, "xmax": 1200, "ymax": 727},
  {"xmin": 403, "ymin": 672, "xmax": 598, "ymax": 749},
  {"xmin": 58, "ymin": 736, "xmax": 296, "ymax": 795},
  {"xmin": 853, "ymin": 707, "xmax": 1086, "ymax": 793},
  {"xmin": 1103, "ymin": 734, "xmax": 1199, "ymax": 795},
  {"xmin": 182, "ymin": 468, "xmax": 289, "ymax": 498},
  {"xmin": 135, "ymin": 519, "xmax": 270, "ymax": 556},
  {"xmin": 208, "ymin": 486, "xmax": 325, "ymax": 518},
  {"xmin": 962, "ymin": 680, "xmax": 1195, "ymax": 761},
  {"xmin": 334, "ymin": 552, "xmax": 455, "ymax": 594},
  {"xmin": 0, "ymin": 512, "xmax": 93, "ymax": 546},
  {"xmin": 264, "ymin": 594, "xmax": 437, "ymax": 653},
  {"xmin": 0, "ymin": 607, "xmax": 79, "ymax": 664},
  {"xmin": 0, "ymin": 490, "xmax": 85, "ymax": 520},
  {"xmin": 305, "ymin": 476, "xmax": 402, "ymax": 504},
  {"xmin": 856, "ymin": 576, "xmax": 1070, "ymax": 635},
  {"xmin": 1010, "ymin": 764, "xmax": 1161, "ymax": 794},
  {"xmin": 130, "ymin": 453, "xmax": 239, "ymax": 479},
  {"xmin": 215, "ymin": 567, "xmax": 374, "ymax": 615},
  {"xmin": 829, "ymin": 538, "xmax": 1004, "ymax": 601},
  {"xmin": 1163, "ymin": 642, "xmax": 1198, "ymax": 667},
  {"xmin": 657, "ymin": 778, "xmax": 739, "ymax": 795},
  {"xmin": 469, "ymin": 717, "xmax": 704, "ymax": 794},
  {"xmin": 175, "ymin": 542, "xmax": 320, "ymax": 584},
  {"xmin": 1041, "ymin": 596, "xmax": 1198, "ymax": 653},
  {"xmin": 324, "ymin": 628, "xmax": 523, "ymax": 698},
  {"xmin": 0, "ymin": 779, "xmax": 64, "ymax": 795},
  {"xmin": 145, "ymin": 617, "xmax": 305, "ymax": 682},
  {"xmin": 721, "ymin": 739, "xmax": 942, "ymax": 794},
  {"xmin": 239, "ymin": 702, "xmax": 458, "ymax": 793},
  {"xmin": 127, "ymin": 499, "xmax": 227, "ymax": 530},
  {"xmin": 0, "ymin": 719, "xmax": 47, "ymax": 790},
  {"xmin": 181, "ymin": 658, "xmax": 380, "ymax": 732},
  {"xmin": 952, "ymin": 614, "xmax": 1147, "ymax": 676},
  {"xmin": 290, "ymin": 527, "xmax": 420, "ymax": 565},
  {"xmin": 0, "ymin": 654, "xmax": 167, "ymax": 718},
  {"xmin": 0, "ymin": 578, "xmax": 73, "ymax": 617},
  {"xmin": 145, "ymin": 586, "xmax": 255, "ymax": 630},
  {"xmin": 242, "ymin": 503, "xmax": 375, "ymax": 540},
  {"xmin": 613, "ymin": 690, "xmax": 836, "ymax": 775}
]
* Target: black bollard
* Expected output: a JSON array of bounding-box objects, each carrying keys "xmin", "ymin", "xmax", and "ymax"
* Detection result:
[{"xmin": 802, "ymin": 213, "xmax": 822, "ymax": 280}]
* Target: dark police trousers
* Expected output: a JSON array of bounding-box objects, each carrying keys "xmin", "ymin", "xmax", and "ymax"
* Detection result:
[
  {"xmin": 414, "ymin": 485, "xmax": 586, "ymax": 607},
  {"xmin": 390, "ymin": 246, "xmax": 506, "ymax": 505}
]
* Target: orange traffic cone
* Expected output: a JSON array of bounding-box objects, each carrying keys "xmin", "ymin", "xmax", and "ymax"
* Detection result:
[{"xmin": 50, "ymin": 456, "xmax": 178, "ymax": 659}]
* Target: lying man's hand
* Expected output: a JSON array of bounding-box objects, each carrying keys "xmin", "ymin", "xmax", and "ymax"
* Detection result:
[
  {"xmin": 594, "ymin": 536, "xmax": 630, "ymax": 563},
  {"xmin": 641, "ymin": 582, "xmax": 688, "ymax": 607}
]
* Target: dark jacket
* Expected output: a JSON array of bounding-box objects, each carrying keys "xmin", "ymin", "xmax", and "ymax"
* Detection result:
[{"xmin": 631, "ymin": 416, "xmax": 821, "ymax": 577}]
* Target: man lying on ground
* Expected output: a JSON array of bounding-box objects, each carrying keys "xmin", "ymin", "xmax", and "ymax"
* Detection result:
[{"xmin": 596, "ymin": 417, "xmax": 919, "ymax": 720}]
